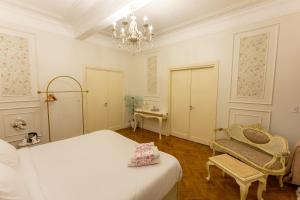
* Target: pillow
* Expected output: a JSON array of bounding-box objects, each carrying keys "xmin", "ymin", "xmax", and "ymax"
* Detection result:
[
  {"xmin": 0, "ymin": 162, "xmax": 31, "ymax": 200},
  {"xmin": 0, "ymin": 139, "xmax": 19, "ymax": 168}
]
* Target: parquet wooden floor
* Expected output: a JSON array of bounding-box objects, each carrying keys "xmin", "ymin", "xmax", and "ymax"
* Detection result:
[{"xmin": 117, "ymin": 128, "xmax": 297, "ymax": 200}]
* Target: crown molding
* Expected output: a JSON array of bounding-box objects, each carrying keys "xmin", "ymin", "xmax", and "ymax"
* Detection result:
[
  {"xmin": 0, "ymin": 0, "xmax": 64, "ymax": 21},
  {"xmin": 85, "ymin": 35, "xmax": 116, "ymax": 49},
  {"xmin": 0, "ymin": 2, "xmax": 74, "ymax": 36},
  {"xmin": 0, "ymin": 0, "xmax": 299, "ymax": 53},
  {"xmin": 155, "ymin": 0, "xmax": 274, "ymax": 36},
  {"xmin": 154, "ymin": 0, "xmax": 300, "ymax": 48}
]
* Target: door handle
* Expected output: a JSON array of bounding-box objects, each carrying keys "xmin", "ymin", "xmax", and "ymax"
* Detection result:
[
  {"xmin": 189, "ymin": 105, "xmax": 194, "ymax": 110},
  {"xmin": 104, "ymin": 102, "xmax": 108, "ymax": 107}
]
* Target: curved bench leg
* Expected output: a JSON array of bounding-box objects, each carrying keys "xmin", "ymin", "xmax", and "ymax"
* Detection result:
[
  {"xmin": 236, "ymin": 180, "xmax": 251, "ymax": 200},
  {"xmin": 278, "ymin": 175, "xmax": 284, "ymax": 188},
  {"xmin": 257, "ymin": 177, "xmax": 266, "ymax": 200},
  {"xmin": 206, "ymin": 161, "xmax": 213, "ymax": 181},
  {"xmin": 264, "ymin": 175, "xmax": 269, "ymax": 191}
]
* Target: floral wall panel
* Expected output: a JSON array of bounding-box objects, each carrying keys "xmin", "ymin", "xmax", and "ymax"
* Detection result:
[
  {"xmin": 0, "ymin": 33, "xmax": 32, "ymax": 96},
  {"xmin": 0, "ymin": 28, "xmax": 40, "ymax": 144},
  {"xmin": 230, "ymin": 25, "xmax": 279, "ymax": 104},
  {"xmin": 146, "ymin": 56, "xmax": 158, "ymax": 96},
  {"xmin": 237, "ymin": 33, "xmax": 268, "ymax": 98}
]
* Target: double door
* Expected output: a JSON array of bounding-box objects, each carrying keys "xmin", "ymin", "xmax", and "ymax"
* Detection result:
[
  {"xmin": 86, "ymin": 68, "xmax": 124, "ymax": 132},
  {"xmin": 170, "ymin": 66, "xmax": 218, "ymax": 145}
]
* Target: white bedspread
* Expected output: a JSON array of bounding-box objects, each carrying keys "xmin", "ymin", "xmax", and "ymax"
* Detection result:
[{"xmin": 17, "ymin": 130, "xmax": 182, "ymax": 200}]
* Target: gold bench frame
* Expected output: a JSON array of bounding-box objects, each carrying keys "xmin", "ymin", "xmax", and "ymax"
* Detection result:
[{"xmin": 211, "ymin": 124, "xmax": 290, "ymax": 188}]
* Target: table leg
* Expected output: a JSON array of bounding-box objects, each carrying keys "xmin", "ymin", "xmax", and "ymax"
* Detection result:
[
  {"xmin": 222, "ymin": 171, "xmax": 226, "ymax": 177},
  {"xmin": 140, "ymin": 117, "xmax": 144, "ymax": 130},
  {"xmin": 133, "ymin": 113, "xmax": 137, "ymax": 132},
  {"xmin": 257, "ymin": 177, "xmax": 266, "ymax": 200},
  {"xmin": 236, "ymin": 180, "xmax": 250, "ymax": 200},
  {"xmin": 206, "ymin": 160, "xmax": 213, "ymax": 181},
  {"xmin": 158, "ymin": 117, "xmax": 163, "ymax": 140}
]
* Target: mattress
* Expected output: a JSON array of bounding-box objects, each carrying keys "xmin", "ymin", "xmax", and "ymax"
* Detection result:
[{"xmin": 17, "ymin": 130, "xmax": 182, "ymax": 200}]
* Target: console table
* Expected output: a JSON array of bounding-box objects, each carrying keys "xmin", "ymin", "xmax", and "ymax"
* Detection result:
[{"xmin": 133, "ymin": 109, "xmax": 168, "ymax": 140}]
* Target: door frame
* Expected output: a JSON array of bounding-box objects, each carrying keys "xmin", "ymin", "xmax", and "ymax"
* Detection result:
[
  {"xmin": 83, "ymin": 66, "xmax": 125, "ymax": 133},
  {"xmin": 168, "ymin": 61, "xmax": 219, "ymax": 145}
]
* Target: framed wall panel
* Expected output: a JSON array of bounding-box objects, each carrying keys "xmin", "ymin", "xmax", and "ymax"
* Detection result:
[
  {"xmin": 228, "ymin": 107, "xmax": 271, "ymax": 130},
  {"xmin": 0, "ymin": 106, "xmax": 41, "ymax": 142},
  {"xmin": 144, "ymin": 55, "xmax": 158, "ymax": 97},
  {"xmin": 230, "ymin": 25, "xmax": 279, "ymax": 104},
  {"xmin": 0, "ymin": 27, "xmax": 41, "ymax": 144},
  {"xmin": 0, "ymin": 27, "xmax": 39, "ymax": 102}
]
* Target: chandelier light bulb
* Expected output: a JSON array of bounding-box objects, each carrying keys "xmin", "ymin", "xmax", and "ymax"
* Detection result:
[
  {"xmin": 131, "ymin": 15, "xmax": 136, "ymax": 20},
  {"xmin": 143, "ymin": 16, "xmax": 148, "ymax": 23},
  {"xmin": 149, "ymin": 25, "xmax": 153, "ymax": 33},
  {"xmin": 112, "ymin": 12, "xmax": 154, "ymax": 53}
]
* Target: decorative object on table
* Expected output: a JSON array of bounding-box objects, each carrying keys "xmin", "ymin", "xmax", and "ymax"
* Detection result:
[
  {"xmin": 212, "ymin": 124, "xmax": 290, "ymax": 188},
  {"xmin": 297, "ymin": 187, "xmax": 300, "ymax": 200},
  {"xmin": 124, "ymin": 96, "xmax": 143, "ymax": 128},
  {"xmin": 128, "ymin": 142, "xmax": 160, "ymax": 167},
  {"xmin": 18, "ymin": 132, "xmax": 40, "ymax": 147},
  {"xmin": 284, "ymin": 140, "xmax": 300, "ymax": 185},
  {"xmin": 112, "ymin": 10, "xmax": 154, "ymax": 53},
  {"xmin": 150, "ymin": 105, "xmax": 160, "ymax": 112},
  {"xmin": 11, "ymin": 119, "xmax": 27, "ymax": 130}
]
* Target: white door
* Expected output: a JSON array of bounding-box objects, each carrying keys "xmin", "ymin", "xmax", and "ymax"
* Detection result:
[
  {"xmin": 86, "ymin": 69, "xmax": 124, "ymax": 132},
  {"xmin": 189, "ymin": 67, "xmax": 218, "ymax": 144},
  {"xmin": 107, "ymin": 71, "xmax": 124, "ymax": 130},
  {"xmin": 170, "ymin": 69, "xmax": 191, "ymax": 138},
  {"xmin": 170, "ymin": 65, "xmax": 218, "ymax": 145},
  {"xmin": 86, "ymin": 69, "xmax": 108, "ymax": 132}
]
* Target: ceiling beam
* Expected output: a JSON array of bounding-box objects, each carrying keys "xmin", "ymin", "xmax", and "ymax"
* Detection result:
[{"xmin": 74, "ymin": 0, "xmax": 154, "ymax": 40}]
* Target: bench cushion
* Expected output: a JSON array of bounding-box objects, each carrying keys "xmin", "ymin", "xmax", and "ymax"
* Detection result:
[
  {"xmin": 243, "ymin": 128, "xmax": 270, "ymax": 144},
  {"xmin": 215, "ymin": 139, "xmax": 283, "ymax": 171}
]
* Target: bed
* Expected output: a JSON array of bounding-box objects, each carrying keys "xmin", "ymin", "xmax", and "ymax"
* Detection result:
[{"xmin": 15, "ymin": 130, "xmax": 182, "ymax": 200}]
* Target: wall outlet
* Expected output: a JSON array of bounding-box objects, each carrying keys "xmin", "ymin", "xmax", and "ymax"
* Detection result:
[{"xmin": 291, "ymin": 106, "xmax": 299, "ymax": 113}]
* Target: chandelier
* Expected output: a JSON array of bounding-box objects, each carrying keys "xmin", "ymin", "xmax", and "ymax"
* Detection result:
[{"xmin": 112, "ymin": 12, "xmax": 154, "ymax": 53}]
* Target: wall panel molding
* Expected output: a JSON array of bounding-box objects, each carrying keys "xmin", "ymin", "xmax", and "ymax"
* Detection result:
[
  {"xmin": 230, "ymin": 24, "xmax": 279, "ymax": 104},
  {"xmin": 228, "ymin": 107, "xmax": 271, "ymax": 130}
]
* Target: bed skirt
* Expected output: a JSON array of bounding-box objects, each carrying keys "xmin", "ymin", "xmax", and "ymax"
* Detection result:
[{"xmin": 163, "ymin": 183, "xmax": 178, "ymax": 200}]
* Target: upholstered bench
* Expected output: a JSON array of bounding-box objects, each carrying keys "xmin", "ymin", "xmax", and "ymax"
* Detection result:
[
  {"xmin": 211, "ymin": 124, "xmax": 289, "ymax": 188},
  {"xmin": 206, "ymin": 154, "xmax": 267, "ymax": 200}
]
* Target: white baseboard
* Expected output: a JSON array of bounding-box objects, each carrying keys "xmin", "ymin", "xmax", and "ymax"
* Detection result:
[{"xmin": 171, "ymin": 132, "xmax": 210, "ymax": 146}]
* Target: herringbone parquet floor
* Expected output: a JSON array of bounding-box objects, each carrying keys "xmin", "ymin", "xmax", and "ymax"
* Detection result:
[{"xmin": 117, "ymin": 128, "xmax": 297, "ymax": 200}]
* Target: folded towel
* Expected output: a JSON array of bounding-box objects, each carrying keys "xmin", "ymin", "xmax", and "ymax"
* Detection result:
[
  {"xmin": 136, "ymin": 142, "xmax": 155, "ymax": 150},
  {"xmin": 130, "ymin": 146, "xmax": 160, "ymax": 163},
  {"xmin": 128, "ymin": 142, "xmax": 160, "ymax": 167},
  {"xmin": 128, "ymin": 158, "xmax": 160, "ymax": 167}
]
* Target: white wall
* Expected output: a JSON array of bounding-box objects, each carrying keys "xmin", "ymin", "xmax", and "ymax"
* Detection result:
[
  {"xmin": 36, "ymin": 30, "xmax": 133, "ymax": 142},
  {"xmin": 130, "ymin": 12, "xmax": 300, "ymax": 147},
  {"xmin": 0, "ymin": 20, "xmax": 133, "ymax": 143}
]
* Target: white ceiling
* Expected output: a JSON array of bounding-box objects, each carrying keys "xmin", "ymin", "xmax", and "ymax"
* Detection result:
[
  {"xmin": 0, "ymin": 0, "xmax": 272, "ymax": 39},
  {"xmin": 127, "ymin": 0, "xmax": 269, "ymax": 35}
]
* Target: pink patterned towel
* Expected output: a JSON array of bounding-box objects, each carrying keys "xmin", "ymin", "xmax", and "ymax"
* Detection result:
[
  {"xmin": 136, "ymin": 142, "xmax": 155, "ymax": 150},
  {"xmin": 128, "ymin": 142, "xmax": 160, "ymax": 167}
]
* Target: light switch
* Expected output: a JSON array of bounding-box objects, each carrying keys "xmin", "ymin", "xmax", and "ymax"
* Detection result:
[{"xmin": 291, "ymin": 106, "xmax": 299, "ymax": 113}]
